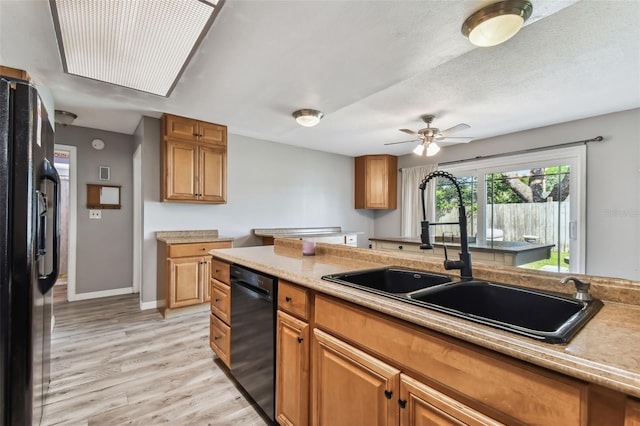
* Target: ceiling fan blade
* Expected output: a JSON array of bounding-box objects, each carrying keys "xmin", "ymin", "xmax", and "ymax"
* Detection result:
[
  {"xmin": 384, "ymin": 138, "xmax": 420, "ymax": 146},
  {"xmin": 439, "ymin": 123, "xmax": 470, "ymax": 136},
  {"xmin": 435, "ymin": 136, "xmax": 474, "ymax": 144},
  {"xmin": 399, "ymin": 128, "xmax": 420, "ymax": 136}
]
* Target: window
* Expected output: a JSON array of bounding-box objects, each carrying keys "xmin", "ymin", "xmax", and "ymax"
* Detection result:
[{"xmin": 434, "ymin": 146, "xmax": 586, "ymax": 273}]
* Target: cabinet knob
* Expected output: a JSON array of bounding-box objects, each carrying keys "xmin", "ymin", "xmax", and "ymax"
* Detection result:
[
  {"xmin": 215, "ymin": 298, "xmax": 220, "ymax": 302},
  {"xmin": 297, "ymin": 337, "xmax": 303, "ymax": 343},
  {"xmin": 213, "ymin": 336, "xmax": 220, "ymax": 341},
  {"xmin": 285, "ymin": 296, "xmax": 292, "ymax": 302},
  {"xmin": 384, "ymin": 390, "xmax": 393, "ymax": 399},
  {"xmin": 398, "ymin": 245, "xmax": 403, "ymax": 250},
  {"xmin": 398, "ymin": 399, "xmax": 407, "ymax": 409}
]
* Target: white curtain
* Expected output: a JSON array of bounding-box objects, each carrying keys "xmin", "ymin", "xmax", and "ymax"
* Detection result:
[{"xmin": 401, "ymin": 164, "xmax": 438, "ymax": 237}]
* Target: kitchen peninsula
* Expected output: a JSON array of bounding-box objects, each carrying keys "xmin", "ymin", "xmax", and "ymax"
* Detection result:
[
  {"xmin": 370, "ymin": 236, "xmax": 555, "ymax": 267},
  {"xmin": 209, "ymin": 239, "xmax": 640, "ymax": 425},
  {"xmin": 254, "ymin": 227, "xmax": 361, "ymax": 246}
]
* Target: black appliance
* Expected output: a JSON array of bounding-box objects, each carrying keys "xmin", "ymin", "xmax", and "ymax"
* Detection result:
[
  {"xmin": 1, "ymin": 76, "xmax": 60, "ymax": 425},
  {"xmin": 229, "ymin": 264, "xmax": 277, "ymax": 422}
]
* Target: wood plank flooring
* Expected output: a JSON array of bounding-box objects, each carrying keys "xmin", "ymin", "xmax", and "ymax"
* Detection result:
[{"xmin": 43, "ymin": 293, "xmax": 270, "ymax": 425}]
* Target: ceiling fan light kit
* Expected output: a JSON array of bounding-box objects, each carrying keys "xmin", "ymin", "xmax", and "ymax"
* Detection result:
[
  {"xmin": 462, "ymin": 0, "xmax": 533, "ymax": 47},
  {"xmin": 386, "ymin": 114, "xmax": 473, "ymax": 156},
  {"xmin": 292, "ymin": 109, "xmax": 324, "ymax": 127}
]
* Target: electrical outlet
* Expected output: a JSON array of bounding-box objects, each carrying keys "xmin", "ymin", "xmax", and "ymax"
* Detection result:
[{"xmin": 89, "ymin": 210, "xmax": 102, "ymax": 219}]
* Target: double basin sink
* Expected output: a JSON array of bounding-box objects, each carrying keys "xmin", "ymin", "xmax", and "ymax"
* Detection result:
[{"xmin": 321, "ymin": 267, "xmax": 603, "ymax": 344}]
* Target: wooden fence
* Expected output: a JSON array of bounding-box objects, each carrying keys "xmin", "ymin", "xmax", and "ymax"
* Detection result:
[{"xmin": 440, "ymin": 200, "xmax": 570, "ymax": 252}]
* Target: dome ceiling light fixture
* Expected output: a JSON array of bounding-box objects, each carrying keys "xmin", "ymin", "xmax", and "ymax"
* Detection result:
[
  {"xmin": 292, "ymin": 109, "xmax": 324, "ymax": 127},
  {"xmin": 54, "ymin": 110, "xmax": 78, "ymax": 126},
  {"xmin": 412, "ymin": 138, "xmax": 441, "ymax": 157},
  {"xmin": 461, "ymin": 0, "xmax": 533, "ymax": 47}
]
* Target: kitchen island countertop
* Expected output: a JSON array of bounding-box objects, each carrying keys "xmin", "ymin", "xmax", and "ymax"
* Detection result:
[{"xmin": 209, "ymin": 240, "xmax": 640, "ymax": 398}]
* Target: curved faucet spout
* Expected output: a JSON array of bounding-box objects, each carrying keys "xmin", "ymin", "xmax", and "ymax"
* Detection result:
[{"xmin": 420, "ymin": 170, "xmax": 473, "ymax": 280}]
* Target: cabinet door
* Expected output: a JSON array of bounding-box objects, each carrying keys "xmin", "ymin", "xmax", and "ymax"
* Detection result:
[
  {"xmin": 355, "ymin": 155, "xmax": 397, "ymax": 209},
  {"xmin": 210, "ymin": 313, "xmax": 231, "ymax": 368},
  {"xmin": 198, "ymin": 145, "xmax": 226, "ymax": 203},
  {"xmin": 276, "ymin": 311, "xmax": 310, "ymax": 426},
  {"xmin": 399, "ymin": 374, "xmax": 504, "ymax": 426},
  {"xmin": 165, "ymin": 114, "xmax": 199, "ymax": 141},
  {"xmin": 198, "ymin": 121, "xmax": 226, "ymax": 145},
  {"xmin": 366, "ymin": 156, "xmax": 393, "ymax": 209},
  {"xmin": 165, "ymin": 140, "xmax": 198, "ymax": 201},
  {"xmin": 210, "ymin": 279, "xmax": 231, "ymax": 325},
  {"xmin": 627, "ymin": 398, "xmax": 640, "ymax": 426},
  {"xmin": 311, "ymin": 329, "xmax": 400, "ymax": 426},
  {"xmin": 168, "ymin": 257, "xmax": 204, "ymax": 308}
]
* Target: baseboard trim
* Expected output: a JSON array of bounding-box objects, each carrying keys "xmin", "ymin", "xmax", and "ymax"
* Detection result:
[
  {"xmin": 139, "ymin": 300, "xmax": 159, "ymax": 310},
  {"xmin": 69, "ymin": 287, "xmax": 133, "ymax": 301}
]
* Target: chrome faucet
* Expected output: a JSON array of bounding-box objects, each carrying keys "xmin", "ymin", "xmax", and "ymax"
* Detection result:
[
  {"xmin": 419, "ymin": 170, "xmax": 473, "ymax": 280},
  {"xmin": 560, "ymin": 276, "xmax": 593, "ymax": 301}
]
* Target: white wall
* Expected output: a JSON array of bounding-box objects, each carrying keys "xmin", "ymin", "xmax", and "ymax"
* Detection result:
[
  {"xmin": 137, "ymin": 117, "xmax": 375, "ymax": 304},
  {"xmin": 375, "ymin": 108, "xmax": 640, "ymax": 281}
]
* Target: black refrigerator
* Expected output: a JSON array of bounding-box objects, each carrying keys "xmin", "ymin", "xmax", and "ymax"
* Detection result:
[{"xmin": 0, "ymin": 76, "xmax": 60, "ymax": 425}]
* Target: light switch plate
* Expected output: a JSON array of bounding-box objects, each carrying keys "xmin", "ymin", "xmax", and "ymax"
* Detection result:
[{"xmin": 89, "ymin": 210, "xmax": 102, "ymax": 219}]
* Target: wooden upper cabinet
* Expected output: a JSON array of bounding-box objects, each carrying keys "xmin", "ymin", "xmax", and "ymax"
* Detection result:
[
  {"xmin": 164, "ymin": 113, "xmax": 226, "ymax": 145},
  {"xmin": 161, "ymin": 113, "xmax": 227, "ymax": 203},
  {"xmin": 355, "ymin": 155, "xmax": 397, "ymax": 210}
]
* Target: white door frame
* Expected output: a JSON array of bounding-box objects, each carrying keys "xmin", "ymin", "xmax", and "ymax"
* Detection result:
[
  {"xmin": 133, "ymin": 144, "xmax": 142, "ymax": 297},
  {"xmin": 54, "ymin": 144, "xmax": 77, "ymax": 300}
]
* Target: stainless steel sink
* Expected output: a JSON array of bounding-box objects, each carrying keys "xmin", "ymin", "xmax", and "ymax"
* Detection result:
[
  {"xmin": 322, "ymin": 267, "xmax": 452, "ymax": 295},
  {"xmin": 321, "ymin": 268, "xmax": 603, "ymax": 344}
]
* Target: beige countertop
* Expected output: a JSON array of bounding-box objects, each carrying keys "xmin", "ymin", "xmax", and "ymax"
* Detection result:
[
  {"xmin": 156, "ymin": 230, "xmax": 234, "ymax": 244},
  {"xmin": 210, "ymin": 239, "xmax": 640, "ymax": 398}
]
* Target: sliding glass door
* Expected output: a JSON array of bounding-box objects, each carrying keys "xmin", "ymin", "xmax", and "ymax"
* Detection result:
[{"xmin": 436, "ymin": 146, "xmax": 586, "ymax": 273}]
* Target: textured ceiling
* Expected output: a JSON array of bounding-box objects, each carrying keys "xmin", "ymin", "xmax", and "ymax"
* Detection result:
[{"xmin": 1, "ymin": 0, "xmax": 639, "ymax": 157}]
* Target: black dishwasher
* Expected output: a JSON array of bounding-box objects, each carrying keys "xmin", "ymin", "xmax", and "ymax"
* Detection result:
[{"xmin": 229, "ymin": 264, "xmax": 277, "ymax": 422}]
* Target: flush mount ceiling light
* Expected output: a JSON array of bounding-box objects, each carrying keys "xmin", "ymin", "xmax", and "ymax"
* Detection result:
[
  {"xmin": 462, "ymin": 0, "xmax": 533, "ymax": 47},
  {"xmin": 50, "ymin": 0, "xmax": 224, "ymax": 97},
  {"xmin": 292, "ymin": 109, "xmax": 324, "ymax": 127},
  {"xmin": 54, "ymin": 110, "xmax": 77, "ymax": 126}
]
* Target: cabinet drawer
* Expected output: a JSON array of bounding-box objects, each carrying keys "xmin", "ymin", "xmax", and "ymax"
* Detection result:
[
  {"xmin": 278, "ymin": 280, "xmax": 310, "ymax": 320},
  {"xmin": 209, "ymin": 313, "xmax": 230, "ymax": 368},
  {"xmin": 315, "ymin": 295, "xmax": 587, "ymax": 425},
  {"xmin": 210, "ymin": 279, "xmax": 230, "ymax": 325},
  {"xmin": 168, "ymin": 241, "xmax": 230, "ymax": 258},
  {"xmin": 211, "ymin": 259, "xmax": 230, "ymax": 284}
]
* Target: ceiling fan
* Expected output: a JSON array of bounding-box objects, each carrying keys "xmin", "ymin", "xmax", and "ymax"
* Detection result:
[{"xmin": 385, "ymin": 114, "xmax": 473, "ymax": 156}]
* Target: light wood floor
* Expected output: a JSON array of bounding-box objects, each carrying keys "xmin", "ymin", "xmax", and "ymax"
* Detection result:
[{"xmin": 43, "ymin": 292, "xmax": 270, "ymax": 426}]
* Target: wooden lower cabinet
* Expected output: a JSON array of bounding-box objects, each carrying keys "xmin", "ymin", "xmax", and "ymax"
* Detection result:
[
  {"xmin": 168, "ymin": 256, "xmax": 209, "ymax": 308},
  {"xmin": 276, "ymin": 311, "xmax": 310, "ymax": 426},
  {"xmin": 209, "ymin": 313, "xmax": 230, "ymax": 368},
  {"xmin": 399, "ymin": 374, "xmax": 503, "ymax": 426},
  {"xmin": 209, "ymin": 260, "xmax": 231, "ymax": 367},
  {"xmin": 627, "ymin": 398, "xmax": 640, "ymax": 425},
  {"xmin": 311, "ymin": 329, "xmax": 400, "ymax": 426}
]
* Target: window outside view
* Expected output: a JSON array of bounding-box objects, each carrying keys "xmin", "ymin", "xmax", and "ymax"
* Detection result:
[{"xmin": 435, "ymin": 166, "xmax": 571, "ymax": 272}]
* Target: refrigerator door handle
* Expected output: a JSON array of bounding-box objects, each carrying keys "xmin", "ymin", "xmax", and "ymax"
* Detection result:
[{"xmin": 38, "ymin": 158, "xmax": 60, "ymax": 293}]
